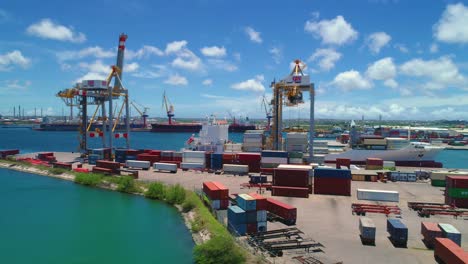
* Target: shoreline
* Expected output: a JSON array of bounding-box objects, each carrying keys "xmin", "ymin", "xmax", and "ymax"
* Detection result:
[{"xmin": 0, "ymin": 161, "xmax": 208, "ymax": 246}]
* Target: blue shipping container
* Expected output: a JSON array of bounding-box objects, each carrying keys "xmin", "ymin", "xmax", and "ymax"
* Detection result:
[
  {"xmin": 236, "ymin": 194, "xmax": 257, "ymax": 211},
  {"xmin": 126, "ymin": 155, "xmax": 136, "ymax": 161},
  {"xmin": 314, "ymin": 168, "xmax": 351, "ymax": 179},
  {"xmin": 246, "ymin": 211, "xmax": 257, "ymax": 223},
  {"xmin": 229, "ymin": 223, "xmax": 246, "ymax": 236},
  {"xmin": 228, "ymin": 206, "xmax": 246, "ymax": 224},
  {"xmin": 387, "ymin": 219, "xmax": 408, "ymax": 246},
  {"xmin": 261, "ymin": 150, "xmax": 288, "ymax": 158},
  {"xmin": 438, "ymin": 223, "xmax": 462, "ymax": 246},
  {"xmin": 88, "ymin": 154, "xmax": 99, "ymax": 165}
]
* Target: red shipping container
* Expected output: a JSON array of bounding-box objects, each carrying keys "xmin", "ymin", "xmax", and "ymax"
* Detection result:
[
  {"xmin": 446, "ymin": 176, "xmax": 468, "ymax": 189},
  {"xmin": 203, "ymin": 182, "xmax": 220, "ymax": 200},
  {"xmin": 366, "ymin": 158, "xmax": 383, "ymax": 166},
  {"xmin": 149, "ymin": 150, "xmax": 162, "ymax": 156},
  {"xmin": 336, "ymin": 158, "xmax": 351, "ymax": 169},
  {"xmin": 260, "ymin": 168, "xmax": 274, "ymax": 175},
  {"xmin": 446, "ymin": 196, "xmax": 468, "ymax": 209},
  {"xmin": 314, "ymin": 177, "xmax": 351, "ymax": 196},
  {"xmin": 238, "ymin": 152, "xmax": 261, "ymax": 161},
  {"xmin": 96, "ymin": 160, "xmax": 121, "ymax": 171},
  {"xmin": 272, "ymin": 186, "xmax": 309, "ymax": 198},
  {"xmin": 212, "ymin": 182, "xmax": 229, "ymax": 200},
  {"xmin": 273, "ymin": 168, "xmax": 309, "ymax": 187},
  {"xmin": 421, "ymin": 222, "xmax": 443, "ymax": 248},
  {"xmin": 173, "ymin": 157, "xmax": 183, "ymax": 162},
  {"xmin": 266, "ymin": 198, "xmax": 297, "ymax": 225},
  {"xmin": 249, "ymin": 193, "xmax": 267, "ymax": 211},
  {"xmin": 247, "ymin": 223, "xmax": 258, "ymax": 234},
  {"xmin": 126, "ymin": 149, "xmax": 142, "ymax": 156},
  {"xmin": 220, "ymin": 199, "xmax": 229, "ymax": 210},
  {"xmin": 434, "ymin": 238, "xmax": 468, "ymax": 264},
  {"xmin": 137, "ymin": 154, "xmax": 160, "ymax": 165}
]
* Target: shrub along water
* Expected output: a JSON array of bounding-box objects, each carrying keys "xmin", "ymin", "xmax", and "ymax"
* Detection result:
[{"xmin": 74, "ymin": 173, "xmax": 102, "ymax": 187}]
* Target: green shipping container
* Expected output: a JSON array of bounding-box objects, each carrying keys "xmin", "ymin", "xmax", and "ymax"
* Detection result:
[
  {"xmin": 288, "ymin": 152, "xmax": 303, "ymax": 159},
  {"xmin": 431, "ymin": 179, "xmax": 446, "ymax": 187},
  {"xmin": 447, "ymin": 188, "xmax": 468, "ymax": 198}
]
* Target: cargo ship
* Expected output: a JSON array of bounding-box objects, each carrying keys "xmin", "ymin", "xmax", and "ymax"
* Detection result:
[
  {"xmin": 33, "ymin": 122, "xmax": 146, "ymax": 131},
  {"xmin": 150, "ymin": 122, "xmax": 203, "ymax": 133}
]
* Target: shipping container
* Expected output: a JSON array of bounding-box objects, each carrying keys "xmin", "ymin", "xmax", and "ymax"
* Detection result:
[
  {"xmin": 236, "ymin": 194, "xmax": 256, "ymax": 211},
  {"xmin": 256, "ymin": 210, "xmax": 267, "ymax": 222},
  {"xmin": 227, "ymin": 205, "xmax": 246, "ymax": 224},
  {"xmin": 136, "ymin": 154, "xmax": 160, "ymax": 165},
  {"xmin": 220, "ymin": 199, "xmax": 229, "ymax": 210},
  {"xmin": 438, "ymin": 223, "xmax": 462, "ymax": 246},
  {"xmin": 246, "ymin": 211, "xmax": 257, "ymax": 223},
  {"xmin": 336, "ymin": 158, "xmax": 351, "ymax": 169},
  {"xmin": 273, "ymin": 168, "xmax": 309, "ymax": 187},
  {"xmin": 314, "ymin": 177, "xmax": 351, "ymax": 196},
  {"xmin": 446, "ymin": 176, "xmax": 468, "ymax": 189},
  {"xmin": 266, "ymin": 198, "xmax": 297, "ymax": 225},
  {"xmin": 445, "ymin": 196, "xmax": 468, "ymax": 208},
  {"xmin": 359, "ymin": 217, "xmax": 376, "ymax": 245},
  {"xmin": 447, "ymin": 188, "xmax": 468, "ymax": 199},
  {"xmin": 203, "ymin": 182, "xmax": 220, "ymax": 200},
  {"xmin": 357, "ymin": 189, "xmax": 399, "ymax": 202},
  {"xmin": 125, "ymin": 160, "xmax": 151, "ymax": 170},
  {"xmin": 257, "ymin": 221, "xmax": 267, "ymax": 232},
  {"xmin": 434, "ymin": 238, "xmax": 468, "ymax": 264},
  {"xmin": 212, "ymin": 182, "xmax": 229, "ymax": 200},
  {"xmin": 313, "ymin": 168, "xmax": 351, "ymax": 179},
  {"xmin": 180, "ymin": 162, "xmax": 204, "ymax": 170},
  {"xmin": 387, "ymin": 219, "xmax": 408, "ymax": 247},
  {"xmin": 247, "ymin": 223, "xmax": 258, "ymax": 234},
  {"xmin": 249, "ymin": 193, "xmax": 267, "ymax": 211},
  {"xmin": 228, "ymin": 223, "xmax": 246, "ymax": 236},
  {"xmin": 223, "ymin": 164, "xmax": 249, "ymax": 174},
  {"xmin": 272, "ymin": 186, "xmax": 309, "ymax": 198},
  {"xmin": 153, "ymin": 162, "xmax": 177, "ymax": 173},
  {"xmin": 261, "ymin": 150, "xmax": 288, "ymax": 158},
  {"xmin": 421, "ymin": 222, "xmax": 443, "ymax": 248}
]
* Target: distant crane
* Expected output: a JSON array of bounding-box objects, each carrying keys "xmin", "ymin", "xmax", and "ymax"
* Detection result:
[
  {"xmin": 130, "ymin": 101, "xmax": 149, "ymax": 128},
  {"xmin": 162, "ymin": 91, "xmax": 174, "ymax": 124},
  {"xmin": 261, "ymin": 95, "xmax": 272, "ymax": 131}
]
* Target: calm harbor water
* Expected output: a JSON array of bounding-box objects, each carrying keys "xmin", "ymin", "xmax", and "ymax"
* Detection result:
[{"xmin": 0, "ymin": 168, "xmax": 194, "ymax": 264}]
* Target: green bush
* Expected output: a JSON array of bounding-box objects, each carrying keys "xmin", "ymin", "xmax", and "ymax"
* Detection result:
[
  {"xmin": 74, "ymin": 173, "xmax": 102, "ymax": 187},
  {"xmin": 116, "ymin": 176, "xmax": 139, "ymax": 193},
  {"xmin": 193, "ymin": 236, "xmax": 245, "ymax": 264},
  {"xmin": 182, "ymin": 196, "xmax": 196, "ymax": 212},
  {"xmin": 165, "ymin": 184, "xmax": 186, "ymax": 205},
  {"xmin": 145, "ymin": 182, "xmax": 166, "ymax": 200},
  {"xmin": 49, "ymin": 167, "xmax": 67, "ymax": 175}
]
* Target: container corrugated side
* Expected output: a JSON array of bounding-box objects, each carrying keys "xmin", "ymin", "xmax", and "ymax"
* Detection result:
[{"xmin": 357, "ymin": 189, "xmax": 399, "ymax": 202}]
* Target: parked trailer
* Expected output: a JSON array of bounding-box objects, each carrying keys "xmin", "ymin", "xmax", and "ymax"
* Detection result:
[
  {"xmin": 125, "ymin": 160, "xmax": 151, "ymax": 170},
  {"xmin": 357, "ymin": 189, "xmax": 399, "ymax": 202},
  {"xmin": 153, "ymin": 162, "xmax": 178, "ymax": 173},
  {"xmin": 359, "ymin": 217, "xmax": 376, "ymax": 245},
  {"xmin": 352, "ymin": 203, "xmax": 401, "ymax": 217}
]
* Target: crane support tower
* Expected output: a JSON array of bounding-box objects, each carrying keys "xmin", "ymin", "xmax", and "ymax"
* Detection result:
[
  {"xmin": 162, "ymin": 91, "xmax": 175, "ymax": 124},
  {"xmin": 261, "ymin": 95, "xmax": 273, "ymax": 131},
  {"xmin": 56, "ymin": 33, "xmax": 131, "ymax": 155},
  {"xmin": 270, "ymin": 59, "xmax": 315, "ymax": 161}
]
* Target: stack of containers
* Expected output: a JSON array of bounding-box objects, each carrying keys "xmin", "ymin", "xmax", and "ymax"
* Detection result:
[
  {"xmin": 202, "ymin": 181, "xmax": 229, "ymax": 210},
  {"xmin": 445, "ymin": 176, "xmax": 468, "ymax": 208},
  {"xmin": 136, "ymin": 153, "xmax": 160, "ymax": 165},
  {"xmin": 386, "ymin": 138, "xmax": 409, "ymax": 150},
  {"xmin": 182, "ymin": 150, "xmax": 205, "ymax": 170},
  {"xmin": 92, "ymin": 148, "xmax": 111, "ymax": 160},
  {"xmin": 336, "ymin": 158, "xmax": 351, "ymax": 169},
  {"xmin": 126, "ymin": 149, "xmax": 143, "ymax": 161},
  {"xmin": 249, "ymin": 175, "xmax": 268, "ymax": 184},
  {"xmin": 249, "ymin": 193, "xmax": 267, "ymax": 232},
  {"xmin": 266, "ymin": 198, "xmax": 297, "ymax": 225},
  {"xmin": 434, "ymin": 238, "xmax": 468, "ymax": 264},
  {"xmin": 366, "ymin": 158, "xmax": 384, "ymax": 170},
  {"xmin": 288, "ymin": 151, "xmax": 304, "ymax": 164},
  {"xmin": 243, "ymin": 130, "xmax": 264, "ymax": 152},
  {"xmin": 238, "ymin": 152, "xmax": 261, "ymax": 173},
  {"xmin": 114, "ymin": 149, "xmax": 127, "ymax": 163},
  {"xmin": 389, "ymin": 172, "xmax": 417, "ymax": 182},
  {"xmin": 37, "ymin": 152, "xmax": 56, "ymax": 162},
  {"xmin": 88, "ymin": 154, "xmax": 99, "ymax": 165},
  {"xmin": 314, "ymin": 168, "xmax": 351, "ymax": 196},
  {"xmin": 272, "ymin": 167, "xmax": 311, "ymax": 198},
  {"xmin": 204, "ymin": 151, "xmax": 213, "ymax": 170},
  {"xmin": 222, "ymin": 153, "xmax": 238, "ymax": 165},
  {"xmin": 261, "ymin": 150, "xmax": 288, "ymax": 173},
  {"xmin": 235, "ymin": 194, "xmax": 257, "ymax": 234},
  {"xmin": 311, "ymin": 154, "xmax": 325, "ymax": 164},
  {"xmin": 383, "ymin": 161, "xmax": 396, "ymax": 170},
  {"xmin": 95, "ymin": 160, "xmax": 121, "ymax": 174},
  {"xmin": 210, "ymin": 153, "xmax": 223, "ymax": 170},
  {"xmin": 438, "ymin": 223, "xmax": 462, "ymax": 246},
  {"xmin": 278, "ymin": 164, "xmax": 313, "ymax": 193},
  {"xmin": 227, "ymin": 205, "xmax": 246, "ymax": 235},
  {"xmin": 421, "ymin": 222, "xmax": 443, "ymax": 248},
  {"xmin": 387, "ymin": 218, "xmax": 408, "ymax": 247},
  {"xmin": 173, "ymin": 152, "xmax": 183, "ymax": 162},
  {"xmin": 224, "ymin": 143, "xmax": 242, "ymax": 153},
  {"xmin": 160, "ymin": 151, "xmax": 174, "ymax": 162},
  {"xmin": 286, "ymin": 133, "xmax": 308, "ymax": 152}
]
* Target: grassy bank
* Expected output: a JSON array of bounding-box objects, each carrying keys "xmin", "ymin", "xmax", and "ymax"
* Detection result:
[{"xmin": 0, "ymin": 159, "xmax": 249, "ymax": 264}]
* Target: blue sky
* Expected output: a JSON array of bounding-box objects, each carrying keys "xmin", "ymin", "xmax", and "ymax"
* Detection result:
[{"xmin": 1, "ymin": 0, "xmax": 468, "ymax": 120}]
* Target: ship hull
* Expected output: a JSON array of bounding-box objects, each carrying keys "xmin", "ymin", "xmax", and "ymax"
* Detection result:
[
  {"xmin": 228, "ymin": 124, "xmax": 256, "ymax": 133},
  {"xmin": 150, "ymin": 123, "xmax": 202, "ymax": 133},
  {"xmin": 34, "ymin": 123, "xmax": 144, "ymax": 131}
]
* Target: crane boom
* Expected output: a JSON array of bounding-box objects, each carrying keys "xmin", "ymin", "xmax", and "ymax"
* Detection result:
[{"xmin": 162, "ymin": 91, "xmax": 174, "ymax": 125}]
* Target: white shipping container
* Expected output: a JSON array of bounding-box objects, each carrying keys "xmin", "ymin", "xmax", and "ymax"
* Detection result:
[
  {"xmin": 224, "ymin": 143, "xmax": 242, "ymax": 152},
  {"xmin": 153, "ymin": 162, "xmax": 178, "ymax": 172},
  {"xmin": 311, "ymin": 154, "xmax": 325, "ymax": 164},
  {"xmin": 223, "ymin": 164, "xmax": 249, "ymax": 174},
  {"xmin": 313, "ymin": 147, "xmax": 329, "ymax": 154},
  {"xmin": 359, "ymin": 217, "xmax": 376, "ymax": 240},
  {"xmin": 289, "ymin": 158, "xmax": 304, "ymax": 164},
  {"xmin": 313, "ymin": 141, "xmax": 329, "ymax": 148},
  {"xmin": 357, "ymin": 189, "xmax": 399, "ymax": 202},
  {"xmin": 125, "ymin": 160, "xmax": 151, "ymax": 169},
  {"xmin": 183, "ymin": 151, "xmax": 206, "ymax": 158},
  {"xmin": 257, "ymin": 221, "xmax": 267, "ymax": 232},
  {"xmin": 383, "ymin": 161, "xmax": 396, "ymax": 167},
  {"xmin": 181, "ymin": 162, "xmax": 205, "ymax": 170},
  {"xmin": 182, "ymin": 157, "xmax": 205, "ymax": 164},
  {"xmin": 287, "ymin": 132, "xmax": 308, "ymax": 139},
  {"xmin": 257, "ymin": 210, "xmax": 267, "ymax": 222},
  {"xmin": 261, "ymin": 157, "xmax": 288, "ymax": 164}
]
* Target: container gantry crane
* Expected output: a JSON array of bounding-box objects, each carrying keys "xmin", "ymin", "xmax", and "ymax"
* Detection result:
[
  {"xmin": 261, "ymin": 95, "xmax": 273, "ymax": 131},
  {"xmin": 162, "ymin": 91, "xmax": 175, "ymax": 124},
  {"xmin": 269, "ymin": 59, "xmax": 315, "ymax": 161}
]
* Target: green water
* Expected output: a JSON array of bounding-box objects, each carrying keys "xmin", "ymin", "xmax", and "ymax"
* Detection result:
[{"xmin": 0, "ymin": 169, "xmax": 194, "ymax": 263}]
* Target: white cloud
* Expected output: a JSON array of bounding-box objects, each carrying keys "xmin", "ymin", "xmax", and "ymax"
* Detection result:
[
  {"xmin": 384, "ymin": 94, "xmax": 468, "ymax": 108},
  {"xmin": 304, "ymin": 15, "xmax": 358, "ymax": 45},
  {"xmin": 233, "ymin": 52, "xmax": 241, "ymax": 62},
  {"xmin": 164, "ymin": 74, "xmax": 188, "ymax": 86},
  {"xmin": 384, "ymin": 79, "xmax": 398, "ymax": 88},
  {"xmin": 56, "ymin": 46, "xmax": 114, "ymax": 61},
  {"xmin": 0, "ymin": 50, "xmax": 31, "ymax": 71},
  {"xmin": 165, "ymin": 40, "xmax": 188, "ymax": 54},
  {"xmin": 434, "ymin": 3, "xmax": 468, "ymax": 43},
  {"xmin": 207, "ymin": 59, "xmax": 237, "ymax": 72},
  {"xmin": 200, "ymin": 46, "xmax": 226, "ymax": 57},
  {"xmin": 399, "ymin": 56, "xmax": 467, "ymax": 89},
  {"xmin": 231, "ymin": 75, "xmax": 265, "ymax": 92},
  {"xmin": 26, "ymin": 18, "xmax": 86, "ymax": 43},
  {"xmin": 74, "ymin": 72, "xmax": 107, "ymax": 84},
  {"xmin": 331, "ymin": 70, "xmax": 373, "ymax": 91},
  {"xmin": 245, "ymin": 27, "xmax": 262, "ymax": 43},
  {"xmin": 269, "ymin": 47, "xmax": 282, "ymax": 64},
  {"xmin": 172, "ymin": 55, "xmax": 203, "ymax": 71},
  {"xmin": 394, "ymin": 43, "xmax": 409, "ymax": 53},
  {"xmin": 308, "ymin": 48, "xmax": 342, "ymax": 71},
  {"xmin": 1, "ymin": 80, "xmax": 32, "ymax": 90},
  {"xmin": 366, "ymin": 57, "xmax": 396, "ymax": 81},
  {"xmin": 430, "ymin": 43, "xmax": 439, "ymax": 53},
  {"xmin": 125, "ymin": 62, "xmax": 139, "ymax": 73},
  {"xmin": 126, "ymin": 45, "xmax": 164, "ymax": 60},
  {"xmin": 366, "ymin": 32, "xmax": 391, "ymax": 54},
  {"xmin": 78, "ymin": 60, "xmax": 110, "ymax": 74},
  {"xmin": 202, "ymin": 79, "xmax": 213, "ymax": 86},
  {"xmin": 132, "ymin": 64, "xmax": 167, "ymax": 79}
]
